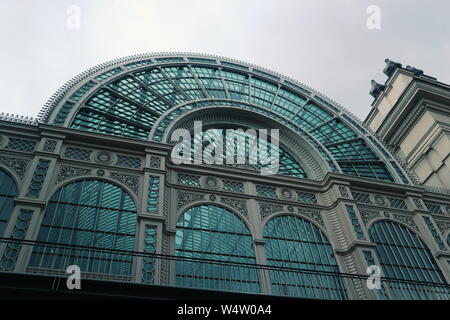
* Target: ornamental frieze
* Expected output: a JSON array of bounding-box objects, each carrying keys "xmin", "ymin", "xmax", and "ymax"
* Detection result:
[
  {"xmin": 0, "ymin": 156, "xmax": 30, "ymax": 179},
  {"xmin": 259, "ymin": 202, "xmax": 284, "ymax": 220},
  {"xmin": 298, "ymin": 208, "xmax": 324, "ymax": 227},
  {"xmin": 359, "ymin": 208, "xmax": 381, "ymax": 225},
  {"xmin": 109, "ymin": 172, "xmax": 139, "ymax": 194},
  {"xmin": 392, "ymin": 213, "xmax": 419, "ymax": 233},
  {"xmin": 176, "ymin": 191, "xmax": 204, "ymax": 210},
  {"xmin": 435, "ymin": 220, "xmax": 450, "ymax": 235},
  {"xmin": 56, "ymin": 165, "xmax": 92, "ymax": 184},
  {"xmin": 220, "ymin": 197, "xmax": 248, "ymax": 217}
]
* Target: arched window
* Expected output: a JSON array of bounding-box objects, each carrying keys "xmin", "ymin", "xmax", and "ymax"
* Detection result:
[
  {"xmin": 29, "ymin": 180, "xmax": 137, "ymax": 276},
  {"xmin": 0, "ymin": 169, "xmax": 18, "ymax": 237},
  {"xmin": 189, "ymin": 129, "xmax": 307, "ymax": 179},
  {"xmin": 176, "ymin": 205, "xmax": 259, "ymax": 293},
  {"xmin": 369, "ymin": 220, "xmax": 449, "ymax": 299},
  {"xmin": 263, "ymin": 215, "xmax": 346, "ymax": 299}
]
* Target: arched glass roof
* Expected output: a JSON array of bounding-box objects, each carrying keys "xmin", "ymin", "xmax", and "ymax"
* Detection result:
[{"xmin": 42, "ymin": 53, "xmax": 412, "ymax": 184}]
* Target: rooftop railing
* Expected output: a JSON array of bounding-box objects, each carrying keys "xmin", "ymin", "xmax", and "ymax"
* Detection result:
[
  {"xmin": 0, "ymin": 113, "xmax": 38, "ymax": 125},
  {"xmin": 0, "ymin": 238, "xmax": 449, "ymax": 300}
]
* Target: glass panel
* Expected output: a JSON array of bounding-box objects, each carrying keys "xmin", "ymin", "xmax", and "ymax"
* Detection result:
[
  {"xmin": 263, "ymin": 215, "xmax": 347, "ymax": 299},
  {"xmin": 29, "ymin": 180, "xmax": 137, "ymax": 276},
  {"xmin": 369, "ymin": 220, "xmax": 449, "ymax": 299},
  {"xmin": 176, "ymin": 205, "xmax": 259, "ymax": 293}
]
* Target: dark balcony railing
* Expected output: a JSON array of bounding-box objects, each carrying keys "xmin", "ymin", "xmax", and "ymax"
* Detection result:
[{"xmin": 0, "ymin": 238, "xmax": 449, "ymax": 300}]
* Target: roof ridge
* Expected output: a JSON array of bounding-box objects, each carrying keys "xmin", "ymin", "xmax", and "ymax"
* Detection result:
[{"xmin": 38, "ymin": 51, "xmax": 356, "ymax": 124}]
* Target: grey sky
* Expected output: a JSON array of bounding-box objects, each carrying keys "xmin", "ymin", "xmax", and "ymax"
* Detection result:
[{"xmin": 0, "ymin": 0, "xmax": 449, "ymax": 120}]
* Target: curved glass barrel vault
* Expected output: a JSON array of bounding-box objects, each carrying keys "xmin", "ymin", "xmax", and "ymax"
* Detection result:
[
  {"xmin": 175, "ymin": 205, "xmax": 260, "ymax": 293},
  {"xmin": 46, "ymin": 54, "xmax": 412, "ymax": 183},
  {"xmin": 263, "ymin": 215, "xmax": 346, "ymax": 299},
  {"xmin": 0, "ymin": 169, "xmax": 17, "ymax": 237},
  {"xmin": 369, "ymin": 221, "xmax": 450, "ymax": 299},
  {"xmin": 29, "ymin": 180, "xmax": 137, "ymax": 276}
]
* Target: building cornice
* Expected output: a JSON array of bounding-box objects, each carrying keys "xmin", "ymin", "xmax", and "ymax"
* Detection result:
[
  {"xmin": 405, "ymin": 121, "xmax": 450, "ymax": 168},
  {"xmin": 365, "ymin": 73, "xmax": 450, "ymax": 146}
]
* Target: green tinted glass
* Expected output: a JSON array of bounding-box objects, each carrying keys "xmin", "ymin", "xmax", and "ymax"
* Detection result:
[
  {"xmin": 263, "ymin": 215, "xmax": 347, "ymax": 299},
  {"xmin": 29, "ymin": 180, "xmax": 137, "ymax": 276},
  {"xmin": 66, "ymin": 61, "xmax": 395, "ymax": 182},
  {"xmin": 369, "ymin": 221, "xmax": 446, "ymax": 283},
  {"xmin": 176, "ymin": 205, "xmax": 260, "ymax": 293}
]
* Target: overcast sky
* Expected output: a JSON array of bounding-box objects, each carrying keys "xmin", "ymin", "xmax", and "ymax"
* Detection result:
[{"xmin": 0, "ymin": 0, "xmax": 449, "ymax": 120}]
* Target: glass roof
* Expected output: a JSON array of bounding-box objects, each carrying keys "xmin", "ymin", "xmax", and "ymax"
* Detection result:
[{"xmin": 47, "ymin": 55, "xmax": 411, "ymax": 183}]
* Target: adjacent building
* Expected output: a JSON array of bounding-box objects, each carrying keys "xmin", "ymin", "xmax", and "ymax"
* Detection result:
[{"xmin": 366, "ymin": 59, "xmax": 450, "ymax": 190}]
